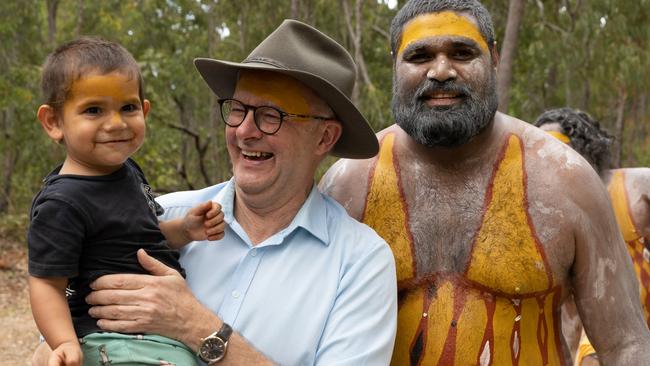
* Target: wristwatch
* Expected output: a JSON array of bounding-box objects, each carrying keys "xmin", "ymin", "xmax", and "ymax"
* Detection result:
[{"xmin": 197, "ymin": 322, "xmax": 233, "ymax": 364}]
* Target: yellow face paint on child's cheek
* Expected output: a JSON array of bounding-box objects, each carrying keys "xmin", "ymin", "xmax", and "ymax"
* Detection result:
[
  {"xmin": 546, "ymin": 131, "xmax": 570, "ymax": 144},
  {"xmin": 398, "ymin": 11, "xmax": 489, "ymax": 55},
  {"xmin": 65, "ymin": 72, "xmax": 141, "ymax": 108},
  {"xmin": 237, "ymin": 72, "xmax": 311, "ymax": 115}
]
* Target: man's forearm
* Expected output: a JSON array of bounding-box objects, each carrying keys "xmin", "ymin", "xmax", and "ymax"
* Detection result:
[{"xmin": 181, "ymin": 304, "xmax": 274, "ymax": 365}]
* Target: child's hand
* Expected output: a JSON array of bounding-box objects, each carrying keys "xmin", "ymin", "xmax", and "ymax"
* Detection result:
[
  {"xmin": 183, "ymin": 201, "xmax": 225, "ymax": 241},
  {"xmin": 49, "ymin": 341, "xmax": 82, "ymax": 366}
]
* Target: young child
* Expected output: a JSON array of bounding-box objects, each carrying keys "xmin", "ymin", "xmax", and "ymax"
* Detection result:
[{"xmin": 28, "ymin": 37, "xmax": 224, "ymax": 366}]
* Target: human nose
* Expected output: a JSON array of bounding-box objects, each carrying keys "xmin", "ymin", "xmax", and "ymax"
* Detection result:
[
  {"xmin": 426, "ymin": 55, "xmax": 457, "ymax": 82},
  {"xmin": 235, "ymin": 107, "xmax": 263, "ymax": 139},
  {"xmin": 103, "ymin": 111, "xmax": 127, "ymax": 131}
]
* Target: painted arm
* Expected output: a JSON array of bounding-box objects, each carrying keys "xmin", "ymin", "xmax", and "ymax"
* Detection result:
[
  {"xmin": 570, "ymin": 168, "xmax": 650, "ymax": 364},
  {"xmin": 638, "ymin": 171, "xmax": 650, "ymax": 241}
]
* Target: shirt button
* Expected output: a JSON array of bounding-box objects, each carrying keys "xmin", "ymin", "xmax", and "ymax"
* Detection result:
[
  {"xmin": 250, "ymin": 248, "xmax": 258, "ymax": 257},
  {"xmin": 231, "ymin": 290, "xmax": 240, "ymax": 299}
]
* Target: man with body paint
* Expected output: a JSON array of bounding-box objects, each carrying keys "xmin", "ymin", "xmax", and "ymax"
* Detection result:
[
  {"xmin": 320, "ymin": 1, "xmax": 650, "ymax": 365},
  {"xmin": 536, "ymin": 107, "xmax": 650, "ymax": 366},
  {"xmin": 33, "ymin": 20, "xmax": 397, "ymax": 366}
]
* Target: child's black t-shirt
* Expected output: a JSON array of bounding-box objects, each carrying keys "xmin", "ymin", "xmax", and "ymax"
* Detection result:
[{"xmin": 28, "ymin": 159, "xmax": 185, "ymax": 337}]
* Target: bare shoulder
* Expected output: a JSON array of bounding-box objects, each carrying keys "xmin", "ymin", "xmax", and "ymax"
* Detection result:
[
  {"xmin": 620, "ymin": 167, "xmax": 650, "ymax": 189},
  {"xmin": 319, "ymin": 127, "xmax": 396, "ymax": 219},
  {"xmin": 515, "ymin": 115, "xmax": 595, "ymax": 179},
  {"xmin": 616, "ymin": 167, "xmax": 650, "ymax": 237},
  {"xmin": 320, "ymin": 156, "xmax": 373, "ymax": 195},
  {"xmin": 501, "ymin": 113, "xmax": 610, "ymax": 216}
]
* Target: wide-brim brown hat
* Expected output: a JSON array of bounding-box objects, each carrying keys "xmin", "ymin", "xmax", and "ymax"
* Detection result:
[{"xmin": 194, "ymin": 19, "xmax": 378, "ymax": 159}]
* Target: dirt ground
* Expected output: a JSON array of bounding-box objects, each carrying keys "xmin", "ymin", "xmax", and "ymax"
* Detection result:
[{"xmin": 0, "ymin": 239, "xmax": 39, "ymax": 365}]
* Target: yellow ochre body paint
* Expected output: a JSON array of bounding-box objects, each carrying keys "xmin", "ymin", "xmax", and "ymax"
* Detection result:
[
  {"xmin": 363, "ymin": 133, "xmax": 564, "ymax": 365},
  {"xmin": 237, "ymin": 71, "xmax": 311, "ymax": 115},
  {"xmin": 575, "ymin": 171, "xmax": 650, "ymax": 365},
  {"xmin": 398, "ymin": 11, "xmax": 489, "ymax": 55},
  {"xmin": 65, "ymin": 72, "xmax": 141, "ymax": 108},
  {"xmin": 608, "ymin": 171, "xmax": 650, "ymax": 326},
  {"xmin": 545, "ymin": 131, "xmax": 570, "ymax": 144}
]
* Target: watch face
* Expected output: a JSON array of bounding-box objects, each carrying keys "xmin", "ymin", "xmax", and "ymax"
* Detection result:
[{"xmin": 199, "ymin": 337, "xmax": 226, "ymax": 362}]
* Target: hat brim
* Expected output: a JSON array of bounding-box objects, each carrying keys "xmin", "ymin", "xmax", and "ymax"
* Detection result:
[{"xmin": 194, "ymin": 58, "xmax": 378, "ymax": 159}]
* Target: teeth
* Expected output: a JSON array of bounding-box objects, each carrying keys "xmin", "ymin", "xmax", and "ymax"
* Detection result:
[
  {"xmin": 431, "ymin": 93, "xmax": 458, "ymax": 98},
  {"xmin": 242, "ymin": 150, "xmax": 271, "ymax": 158}
]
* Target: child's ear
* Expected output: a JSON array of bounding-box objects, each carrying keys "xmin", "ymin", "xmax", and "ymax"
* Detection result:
[
  {"xmin": 37, "ymin": 104, "xmax": 64, "ymax": 143},
  {"xmin": 142, "ymin": 99, "xmax": 150, "ymax": 119}
]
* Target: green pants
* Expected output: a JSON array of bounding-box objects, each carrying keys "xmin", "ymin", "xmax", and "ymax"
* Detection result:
[{"xmin": 80, "ymin": 332, "xmax": 197, "ymax": 366}]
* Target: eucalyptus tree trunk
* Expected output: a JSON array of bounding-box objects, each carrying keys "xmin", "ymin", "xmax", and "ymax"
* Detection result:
[
  {"xmin": 75, "ymin": 0, "xmax": 84, "ymax": 37},
  {"xmin": 613, "ymin": 88, "xmax": 627, "ymax": 168},
  {"xmin": 497, "ymin": 0, "xmax": 525, "ymax": 113},
  {"xmin": 46, "ymin": 0, "xmax": 59, "ymax": 49},
  {"xmin": 0, "ymin": 109, "xmax": 18, "ymax": 214},
  {"xmin": 341, "ymin": 0, "xmax": 379, "ymax": 114}
]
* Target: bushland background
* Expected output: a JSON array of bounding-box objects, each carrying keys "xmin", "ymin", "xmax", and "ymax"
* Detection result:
[{"xmin": 1, "ymin": 0, "xmax": 648, "ymax": 363}]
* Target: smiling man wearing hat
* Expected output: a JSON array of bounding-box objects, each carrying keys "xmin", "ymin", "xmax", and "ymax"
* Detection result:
[{"xmin": 63, "ymin": 19, "xmax": 398, "ymax": 366}]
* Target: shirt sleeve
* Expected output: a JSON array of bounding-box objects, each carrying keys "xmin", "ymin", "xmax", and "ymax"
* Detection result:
[
  {"xmin": 28, "ymin": 198, "xmax": 86, "ymax": 278},
  {"xmin": 314, "ymin": 241, "xmax": 398, "ymax": 366}
]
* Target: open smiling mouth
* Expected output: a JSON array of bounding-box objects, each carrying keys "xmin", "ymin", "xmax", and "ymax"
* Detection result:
[
  {"xmin": 425, "ymin": 92, "xmax": 463, "ymax": 101},
  {"xmin": 420, "ymin": 92, "xmax": 467, "ymax": 109},
  {"xmin": 242, "ymin": 150, "xmax": 274, "ymax": 161}
]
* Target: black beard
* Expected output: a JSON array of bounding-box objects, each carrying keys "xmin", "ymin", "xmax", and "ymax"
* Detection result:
[{"xmin": 392, "ymin": 76, "xmax": 498, "ymax": 148}]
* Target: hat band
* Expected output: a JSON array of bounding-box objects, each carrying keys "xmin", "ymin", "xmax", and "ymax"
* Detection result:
[{"xmin": 243, "ymin": 56, "xmax": 287, "ymax": 70}]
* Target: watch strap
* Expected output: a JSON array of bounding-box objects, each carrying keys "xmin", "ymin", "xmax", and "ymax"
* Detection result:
[
  {"xmin": 216, "ymin": 322, "xmax": 233, "ymax": 343},
  {"xmin": 198, "ymin": 322, "xmax": 233, "ymax": 364}
]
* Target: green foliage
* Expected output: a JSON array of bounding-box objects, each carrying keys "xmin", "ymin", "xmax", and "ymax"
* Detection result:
[{"xmin": 0, "ymin": 213, "xmax": 30, "ymax": 243}]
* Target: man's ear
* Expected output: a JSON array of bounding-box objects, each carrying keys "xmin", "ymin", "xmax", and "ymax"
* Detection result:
[
  {"xmin": 36, "ymin": 105, "xmax": 64, "ymax": 143},
  {"xmin": 490, "ymin": 41, "xmax": 500, "ymax": 71},
  {"xmin": 316, "ymin": 120, "xmax": 343, "ymax": 156},
  {"xmin": 142, "ymin": 99, "xmax": 151, "ymax": 119}
]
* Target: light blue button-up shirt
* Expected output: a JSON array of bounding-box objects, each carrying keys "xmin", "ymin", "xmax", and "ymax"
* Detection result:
[{"xmin": 157, "ymin": 179, "xmax": 397, "ymax": 365}]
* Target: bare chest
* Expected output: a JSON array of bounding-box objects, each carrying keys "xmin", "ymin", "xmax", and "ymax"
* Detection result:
[{"xmin": 363, "ymin": 134, "xmax": 565, "ymax": 295}]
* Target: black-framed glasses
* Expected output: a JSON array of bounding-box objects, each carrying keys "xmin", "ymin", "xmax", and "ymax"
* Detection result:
[{"xmin": 217, "ymin": 98, "xmax": 333, "ymax": 135}]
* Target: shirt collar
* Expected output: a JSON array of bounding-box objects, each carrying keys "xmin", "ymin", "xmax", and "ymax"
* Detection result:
[
  {"xmin": 217, "ymin": 179, "xmax": 329, "ymax": 247},
  {"xmin": 289, "ymin": 183, "xmax": 329, "ymax": 246}
]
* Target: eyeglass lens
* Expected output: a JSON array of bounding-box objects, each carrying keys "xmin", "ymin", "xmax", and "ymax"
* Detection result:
[{"xmin": 220, "ymin": 99, "xmax": 282, "ymax": 134}]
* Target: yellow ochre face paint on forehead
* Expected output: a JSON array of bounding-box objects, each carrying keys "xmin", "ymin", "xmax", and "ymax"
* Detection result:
[
  {"xmin": 545, "ymin": 131, "xmax": 571, "ymax": 144},
  {"xmin": 237, "ymin": 71, "xmax": 311, "ymax": 115},
  {"xmin": 66, "ymin": 72, "xmax": 140, "ymax": 105},
  {"xmin": 397, "ymin": 11, "xmax": 489, "ymax": 55}
]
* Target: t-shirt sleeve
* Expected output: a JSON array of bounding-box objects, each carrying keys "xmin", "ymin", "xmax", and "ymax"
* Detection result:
[{"xmin": 28, "ymin": 198, "xmax": 86, "ymax": 278}]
